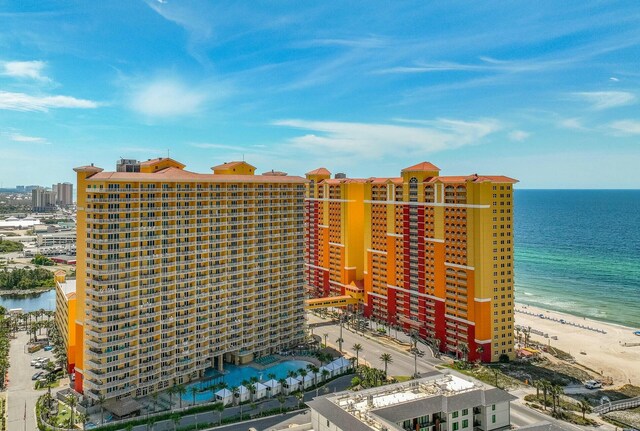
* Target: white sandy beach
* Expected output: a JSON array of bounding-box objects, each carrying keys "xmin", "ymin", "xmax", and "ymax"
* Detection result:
[{"xmin": 515, "ymin": 302, "xmax": 640, "ymax": 387}]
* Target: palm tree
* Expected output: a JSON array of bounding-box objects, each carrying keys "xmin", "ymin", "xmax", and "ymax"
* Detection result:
[
  {"xmin": 307, "ymin": 364, "xmax": 319, "ymax": 387},
  {"xmin": 147, "ymin": 418, "xmax": 156, "ymax": 431},
  {"xmin": 277, "ymin": 394, "xmax": 287, "ymax": 413},
  {"xmin": 457, "ymin": 342, "xmax": 469, "ymax": 362},
  {"xmin": 475, "ymin": 345, "xmax": 484, "ymax": 363},
  {"xmin": 267, "ymin": 372, "xmax": 276, "ymax": 381},
  {"xmin": 177, "ymin": 384, "xmax": 186, "ymax": 409},
  {"xmin": 380, "ymin": 353, "xmax": 393, "ymax": 377},
  {"xmin": 298, "ymin": 368, "xmax": 308, "ymax": 389},
  {"xmin": 171, "ymin": 413, "xmax": 181, "ymax": 431},
  {"xmin": 352, "ymin": 343, "xmax": 362, "ymax": 367},
  {"xmin": 213, "ymin": 402, "xmax": 225, "ymax": 425},
  {"xmin": 579, "ymin": 398, "xmax": 592, "ymax": 420},
  {"xmin": 190, "ymin": 386, "xmax": 199, "ymax": 406},
  {"xmin": 151, "ymin": 392, "xmax": 159, "ymax": 412},
  {"xmin": 295, "ymin": 391, "xmax": 304, "ymax": 409},
  {"xmin": 67, "ymin": 393, "xmax": 77, "ymax": 429},
  {"xmin": 541, "ymin": 379, "xmax": 551, "ymax": 410},
  {"xmin": 248, "ymin": 383, "xmax": 257, "ymax": 402},
  {"xmin": 167, "ymin": 385, "xmax": 176, "ymax": 410},
  {"xmin": 278, "ymin": 377, "xmax": 287, "ymax": 395},
  {"xmin": 77, "ymin": 412, "xmax": 88, "ymax": 430},
  {"xmin": 97, "ymin": 394, "xmax": 106, "ymax": 425},
  {"xmin": 323, "ymin": 333, "xmax": 328, "ymax": 348},
  {"xmin": 551, "ymin": 384, "xmax": 564, "ymax": 414},
  {"xmin": 321, "ymin": 369, "xmax": 330, "ymax": 383},
  {"xmin": 336, "ymin": 337, "xmax": 344, "ymax": 352},
  {"xmin": 533, "ymin": 380, "xmax": 541, "ymax": 399}
]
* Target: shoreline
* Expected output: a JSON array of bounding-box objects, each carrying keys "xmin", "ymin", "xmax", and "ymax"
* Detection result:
[
  {"xmin": 514, "ymin": 301, "xmax": 640, "ymax": 386},
  {"xmin": 515, "ymin": 294, "xmax": 639, "ymax": 331},
  {"xmin": 0, "ymin": 287, "xmax": 53, "ymax": 297}
]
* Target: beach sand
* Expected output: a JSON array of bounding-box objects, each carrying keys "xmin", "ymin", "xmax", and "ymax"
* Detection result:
[{"xmin": 515, "ymin": 303, "xmax": 640, "ymax": 386}]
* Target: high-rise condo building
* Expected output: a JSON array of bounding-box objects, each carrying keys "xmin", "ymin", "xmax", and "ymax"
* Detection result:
[
  {"xmin": 71, "ymin": 158, "xmax": 306, "ymax": 400},
  {"xmin": 305, "ymin": 163, "xmax": 517, "ymax": 362},
  {"xmin": 32, "ymin": 187, "xmax": 56, "ymax": 212},
  {"xmin": 53, "ymin": 182, "xmax": 74, "ymax": 207}
]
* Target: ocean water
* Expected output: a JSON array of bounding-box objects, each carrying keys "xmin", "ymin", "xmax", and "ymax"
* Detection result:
[{"xmin": 514, "ymin": 190, "xmax": 640, "ymax": 329}]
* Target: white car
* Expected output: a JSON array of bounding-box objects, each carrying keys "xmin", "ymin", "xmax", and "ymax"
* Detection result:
[{"xmin": 585, "ymin": 380, "xmax": 602, "ymax": 389}]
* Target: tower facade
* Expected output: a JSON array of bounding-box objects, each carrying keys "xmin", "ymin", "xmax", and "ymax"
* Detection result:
[
  {"xmin": 73, "ymin": 158, "xmax": 306, "ymax": 400},
  {"xmin": 304, "ymin": 163, "xmax": 517, "ymax": 362}
]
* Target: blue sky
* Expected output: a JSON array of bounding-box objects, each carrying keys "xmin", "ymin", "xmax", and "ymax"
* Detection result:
[{"xmin": 1, "ymin": 1, "xmax": 639, "ymax": 189}]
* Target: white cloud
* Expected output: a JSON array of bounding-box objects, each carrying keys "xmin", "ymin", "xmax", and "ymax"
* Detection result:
[
  {"xmin": 508, "ymin": 130, "xmax": 530, "ymax": 141},
  {"xmin": 558, "ymin": 118, "xmax": 585, "ymax": 130},
  {"xmin": 273, "ymin": 118, "xmax": 501, "ymax": 159},
  {"xmin": 609, "ymin": 120, "xmax": 640, "ymax": 135},
  {"xmin": 572, "ymin": 91, "xmax": 635, "ymax": 110},
  {"xmin": 190, "ymin": 142, "xmax": 241, "ymax": 150},
  {"xmin": 610, "ymin": 77, "xmax": 619, "ymax": 82},
  {"xmin": 9, "ymin": 133, "xmax": 49, "ymax": 144},
  {"xmin": 129, "ymin": 79, "xmax": 209, "ymax": 117},
  {"xmin": 0, "ymin": 91, "xmax": 99, "ymax": 112},
  {"xmin": 2, "ymin": 60, "xmax": 49, "ymax": 81}
]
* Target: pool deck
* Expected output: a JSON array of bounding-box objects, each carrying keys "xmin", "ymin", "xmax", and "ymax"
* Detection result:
[{"xmin": 250, "ymin": 354, "xmax": 320, "ymax": 370}]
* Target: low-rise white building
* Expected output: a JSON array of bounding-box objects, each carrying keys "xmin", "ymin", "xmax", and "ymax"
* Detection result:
[
  {"xmin": 264, "ymin": 379, "xmax": 281, "ymax": 396},
  {"xmin": 307, "ymin": 372, "xmax": 516, "ymax": 431}
]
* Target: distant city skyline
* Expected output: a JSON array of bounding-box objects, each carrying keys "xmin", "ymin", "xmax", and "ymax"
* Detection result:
[{"xmin": 1, "ymin": 1, "xmax": 639, "ymax": 189}]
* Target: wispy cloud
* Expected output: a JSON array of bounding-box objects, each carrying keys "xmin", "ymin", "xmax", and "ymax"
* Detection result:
[
  {"xmin": 273, "ymin": 118, "xmax": 501, "ymax": 159},
  {"xmin": 129, "ymin": 78, "xmax": 212, "ymax": 117},
  {"xmin": 609, "ymin": 120, "xmax": 640, "ymax": 135},
  {"xmin": 572, "ymin": 91, "xmax": 636, "ymax": 110},
  {"xmin": 2, "ymin": 60, "xmax": 50, "ymax": 81},
  {"xmin": 375, "ymin": 56, "xmax": 571, "ymax": 75},
  {"xmin": 508, "ymin": 130, "xmax": 530, "ymax": 141},
  {"xmin": 557, "ymin": 118, "xmax": 586, "ymax": 130},
  {"xmin": 9, "ymin": 133, "xmax": 49, "ymax": 144},
  {"xmin": 0, "ymin": 91, "xmax": 99, "ymax": 112},
  {"xmin": 190, "ymin": 142, "xmax": 243, "ymax": 151}
]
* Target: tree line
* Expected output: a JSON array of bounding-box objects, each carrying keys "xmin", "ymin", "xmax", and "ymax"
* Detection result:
[{"xmin": 0, "ymin": 267, "xmax": 55, "ymax": 291}]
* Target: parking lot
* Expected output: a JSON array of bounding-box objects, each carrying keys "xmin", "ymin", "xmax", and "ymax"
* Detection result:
[{"xmin": 6, "ymin": 330, "xmax": 56, "ymax": 431}]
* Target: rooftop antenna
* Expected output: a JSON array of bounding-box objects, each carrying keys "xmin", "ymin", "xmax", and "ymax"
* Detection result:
[
  {"xmin": 167, "ymin": 149, "xmax": 170, "ymax": 158},
  {"xmin": 242, "ymin": 153, "xmax": 245, "ymax": 161}
]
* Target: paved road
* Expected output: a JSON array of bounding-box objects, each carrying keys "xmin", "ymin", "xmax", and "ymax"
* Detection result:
[
  {"xmin": 6, "ymin": 330, "xmax": 54, "ymax": 431},
  {"xmin": 308, "ymin": 313, "xmax": 443, "ymax": 377}
]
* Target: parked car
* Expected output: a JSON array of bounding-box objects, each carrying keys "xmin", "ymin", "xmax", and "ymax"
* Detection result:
[
  {"xmin": 30, "ymin": 359, "xmax": 39, "ymax": 367},
  {"xmin": 585, "ymin": 380, "xmax": 602, "ymax": 389},
  {"xmin": 34, "ymin": 362, "xmax": 43, "ymax": 369},
  {"xmin": 44, "ymin": 345, "xmax": 53, "ymax": 351},
  {"xmin": 32, "ymin": 371, "xmax": 43, "ymax": 380}
]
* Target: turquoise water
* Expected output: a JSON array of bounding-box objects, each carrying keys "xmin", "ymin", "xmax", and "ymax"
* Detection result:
[
  {"xmin": 514, "ymin": 190, "xmax": 640, "ymax": 328},
  {"xmin": 0, "ymin": 289, "xmax": 56, "ymax": 311},
  {"xmin": 182, "ymin": 360, "xmax": 313, "ymax": 403}
]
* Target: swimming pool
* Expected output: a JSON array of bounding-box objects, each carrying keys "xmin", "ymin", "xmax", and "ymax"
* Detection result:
[{"xmin": 182, "ymin": 360, "xmax": 312, "ymax": 403}]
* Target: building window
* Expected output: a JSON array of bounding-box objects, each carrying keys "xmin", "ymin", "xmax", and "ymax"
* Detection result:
[
  {"xmin": 462, "ymin": 409, "xmax": 468, "ymax": 416},
  {"xmin": 453, "ymin": 423, "xmax": 459, "ymax": 431},
  {"xmin": 452, "ymin": 411, "xmax": 459, "ymax": 418},
  {"xmin": 326, "ymin": 420, "xmax": 330, "ymax": 427},
  {"xmin": 492, "ymin": 415, "xmax": 496, "ymax": 424},
  {"xmin": 492, "ymin": 404, "xmax": 496, "ymax": 411},
  {"xmin": 462, "ymin": 420, "xmax": 469, "ymax": 428}
]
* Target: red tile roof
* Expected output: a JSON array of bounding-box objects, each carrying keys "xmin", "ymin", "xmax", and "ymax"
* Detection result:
[
  {"xmin": 139, "ymin": 157, "xmax": 186, "ymax": 168},
  {"xmin": 306, "ymin": 167, "xmax": 331, "ymax": 176},
  {"xmin": 211, "ymin": 161, "xmax": 256, "ymax": 170},
  {"xmin": 73, "ymin": 165, "xmax": 104, "ymax": 173},
  {"xmin": 401, "ymin": 162, "xmax": 440, "ymax": 172},
  {"xmin": 88, "ymin": 167, "xmax": 306, "ymax": 183},
  {"xmin": 369, "ymin": 177, "xmax": 403, "ymax": 184}
]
